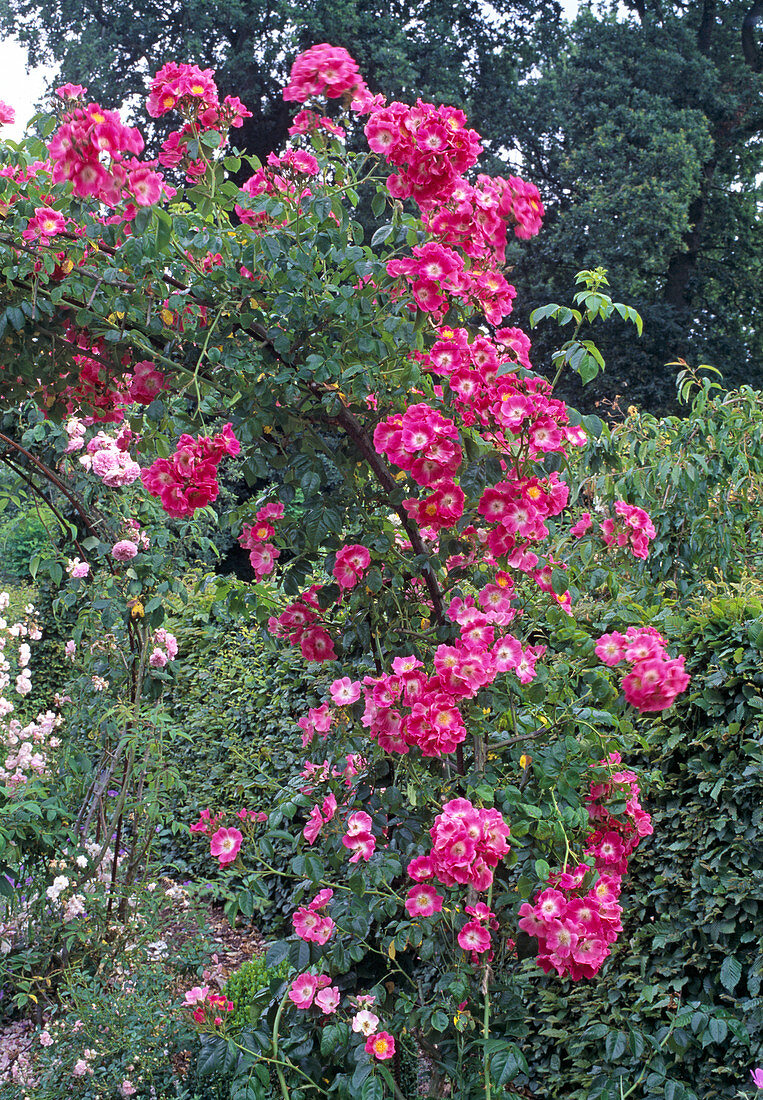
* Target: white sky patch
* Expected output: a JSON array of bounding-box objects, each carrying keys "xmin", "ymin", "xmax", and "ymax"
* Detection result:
[{"xmin": 0, "ymin": 36, "xmax": 58, "ymax": 140}]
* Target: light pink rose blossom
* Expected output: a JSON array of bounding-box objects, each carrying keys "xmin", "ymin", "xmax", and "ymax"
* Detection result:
[{"xmin": 111, "ymin": 539, "xmax": 139, "ymax": 561}]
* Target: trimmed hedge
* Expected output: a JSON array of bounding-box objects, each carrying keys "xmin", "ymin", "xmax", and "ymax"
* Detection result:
[
  {"xmin": 519, "ymin": 592, "xmax": 763, "ymax": 1100},
  {"xmin": 157, "ymin": 581, "xmax": 335, "ymax": 926}
]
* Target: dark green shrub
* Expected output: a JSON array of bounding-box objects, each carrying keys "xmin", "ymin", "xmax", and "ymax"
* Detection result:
[{"xmin": 518, "ymin": 588, "xmax": 763, "ymax": 1100}]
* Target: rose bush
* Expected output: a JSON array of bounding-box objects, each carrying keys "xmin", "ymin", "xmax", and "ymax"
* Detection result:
[{"xmin": 0, "ymin": 44, "xmax": 691, "ymax": 1098}]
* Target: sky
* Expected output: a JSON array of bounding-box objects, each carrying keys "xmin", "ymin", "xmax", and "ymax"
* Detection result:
[
  {"xmin": 0, "ymin": 37, "xmax": 53, "ymax": 140},
  {"xmin": 0, "ymin": 0, "xmax": 585, "ymax": 139}
]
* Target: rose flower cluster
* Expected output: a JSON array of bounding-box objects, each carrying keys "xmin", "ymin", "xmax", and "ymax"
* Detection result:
[
  {"xmin": 238, "ymin": 501, "xmax": 285, "ymax": 580},
  {"xmin": 141, "ymin": 424, "xmax": 239, "ymax": 518},
  {"xmin": 596, "ymin": 626, "xmax": 690, "ymax": 712},
  {"xmin": 407, "ymin": 797, "xmax": 510, "ymax": 895},
  {"xmin": 47, "ymin": 85, "xmax": 165, "ymax": 209},
  {"xmin": 148, "ymin": 61, "xmax": 251, "ymax": 180},
  {"xmin": 519, "ymin": 753, "xmax": 652, "ymax": 980}
]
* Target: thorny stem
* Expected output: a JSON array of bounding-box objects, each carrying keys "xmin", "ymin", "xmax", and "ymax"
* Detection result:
[
  {"xmin": 0, "ymin": 430, "xmax": 102, "ymax": 542},
  {"xmin": 309, "ymin": 385, "xmax": 446, "ymax": 626},
  {"xmin": 272, "ymin": 988, "xmax": 291, "ymax": 1100},
  {"xmin": 551, "ymin": 790, "xmax": 575, "ymax": 873},
  {"xmin": 0, "ymin": 453, "xmax": 88, "ymax": 561},
  {"xmin": 483, "ymin": 879, "xmax": 494, "ymax": 1100}
]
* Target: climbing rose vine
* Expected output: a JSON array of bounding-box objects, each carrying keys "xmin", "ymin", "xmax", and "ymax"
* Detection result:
[{"xmin": 0, "ymin": 42, "xmax": 688, "ymax": 1099}]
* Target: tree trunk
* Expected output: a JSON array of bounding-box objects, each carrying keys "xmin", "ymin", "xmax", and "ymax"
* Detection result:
[{"xmin": 662, "ymin": 155, "xmax": 717, "ymax": 311}]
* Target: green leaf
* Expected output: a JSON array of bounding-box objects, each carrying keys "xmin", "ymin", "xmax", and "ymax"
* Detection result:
[
  {"xmin": 581, "ymin": 414, "xmax": 604, "ymax": 438},
  {"xmin": 605, "ymin": 1030, "xmax": 627, "ymax": 1060},
  {"xmin": 371, "ymin": 191, "xmax": 387, "ymax": 219},
  {"xmin": 351, "ymin": 1061, "xmax": 372, "ymax": 1090},
  {"xmin": 196, "ymin": 1036, "xmax": 229, "ymax": 1076},
  {"xmin": 534, "ymin": 859, "xmax": 550, "ymax": 881},
  {"xmin": 321, "ymin": 1023, "xmax": 344, "ymax": 1058},
  {"xmin": 360, "ymin": 1076, "xmax": 384, "ymax": 1100},
  {"xmin": 265, "ymin": 941, "xmax": 290, "ymax": 967},
  {"xmin": 371, "ymin": 225, "xmax": 393, "ymax": 247},
  {"xmin": 707, "ymin": 1017, "xmax": 727, "ymax": 1044},
  {"xmin": 529, "ymin": 303, "xmax": 560, "ymax": 327},
  {"xmin": 551, "ymin": 568, "xmax": 568, "ymax": 596},
  {"xmin": 155, "ymin": 208, "xmax": 173, "ymax": 252},
  {"xmin": 577, "ymin": 353, "xmax": 600, "ymax": 385},
  {"xmin": 491, "ymin": 1043, "xmax": 527, "ymax": 1086},
  {"xmin": 200, "ymin": 129, "xmax": 224, "ymax": 148}
]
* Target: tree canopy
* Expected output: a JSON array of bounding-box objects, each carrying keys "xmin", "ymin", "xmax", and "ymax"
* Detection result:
[
  {"xmin": 0, "ymin": 0, "xmax": 761, "ymax": 411},
  {"xmin": 505, "ymin": 1, "xmax": 763, "ymax": 411}
]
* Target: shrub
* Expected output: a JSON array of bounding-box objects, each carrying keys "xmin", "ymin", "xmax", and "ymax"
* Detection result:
[
  {"xmin": 584, "ymin": 373, "xmax": 763, "ymax": 595},
  {"xmin": 516, "ymin": 584, "xmax": 763, "ymax": 1100},
  {"xmin": 225, "ymin": 956, "xmax": 292, "ymax": 1029},
  {"xmin": 0, "ymin": 505, "xmax": 57, "ymax": 582}
]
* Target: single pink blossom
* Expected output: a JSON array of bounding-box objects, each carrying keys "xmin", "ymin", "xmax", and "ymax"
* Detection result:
[
  {"xmin": 365, "ymin": 1031, "xmax": 396, "ymax": 1060},
  {"xmin": 289, "ymin": 972, "xmax": 318, "ymax": 1009},
  {"xmin": 330, "ymin": 676, "xmax": 361, "ymax": 705},
  {"xmin": 209, "ymin": 826, "xmax": 242, "ymax": 865},
  {"xmin": 111, "ymin": 539, "xmax": 139, "ymax": 561},
  {"xmin": 314, "ymin": 985, "xmax": 341, "ymax": 1014}
]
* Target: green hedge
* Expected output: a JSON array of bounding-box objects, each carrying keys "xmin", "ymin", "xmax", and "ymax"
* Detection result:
[
  {"xmin": 158, "ymin": 581, "xmax": 336, "ymax": 927},
  {"xmin": 518, "ymin": 591, "xmax": 763, "ymax": 1100}
]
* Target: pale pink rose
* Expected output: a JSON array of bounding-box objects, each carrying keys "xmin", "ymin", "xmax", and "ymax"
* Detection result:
[
  {"xmin": 154, "ymin": 628, "xmax": 178, "ymax": 659},
  {"xmin": 314, "ymin": 985, "xmax": 341, "ymax": 1015},
  {"xmin": 111, "ymin": 540, "xmax": 139, "ymax": 561},
  {"xmin": 15, "ymin": 673, "xmax": 32, "ymax": 696},
  {"xmin": 183, "ymin": 986, "xmax": 210, "ymax": 1005},
  {"xmin": 351, "ymin": 1009, "xmax": 379, "ymax": 1036},
  {"xmin": 329, "ymin": 677, "xmax": 362, "ymax": 705},
  {"xmin": 72, "ymin": 1059, "xmax": 90, "ymax": 1076},
  {"xmin": 288, "ymin": 972, "xmax": 317, "ymax": 1009},
  {"xmin": 67, "ymin": 558, "xmax": 90, "ymax": 578},
  {"xmin": 120, "ymin": 1082, "xmax": 137, "ymax": 1098},
  {"xmin": 39, "ymin": 1030, "xmax": 53, "ymax": 1047}
]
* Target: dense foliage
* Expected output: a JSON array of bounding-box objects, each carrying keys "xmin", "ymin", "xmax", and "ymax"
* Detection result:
[{"xmin": 0, "ymin": 32, "xmax": 759, "ymax": 1100}]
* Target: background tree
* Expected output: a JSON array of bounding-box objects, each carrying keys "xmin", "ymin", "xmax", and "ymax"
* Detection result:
[
  {"xmin": 2, "ymin": 0, "xmax": 760, "ymax": 412},
  {"xmin": 504, "ymin": 2, "xmax": 763, "ymax": 412},
  {"xmin": 0, "ymin": 0, "xmax": 562, "ymax": 162}
]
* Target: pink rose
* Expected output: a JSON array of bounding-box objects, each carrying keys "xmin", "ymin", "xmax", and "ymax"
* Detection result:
[
  {"xmin": 209, "ymin": 826, "xmax": 242, "ymax": 865},
  {"xmin": 365, "ymin": 1031, "xmax": 395, "ymax": 1060},
  {"xmin": 289, "ymin": 972, "xmax": 317, "ymax": 1009},
  {"xmin": 314, "ymin": 985, "xmax": 340, "ymax": 1014},
  {"xmin": 111, "ymin": 539, "xmax": 139, "ymax": 561}
]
